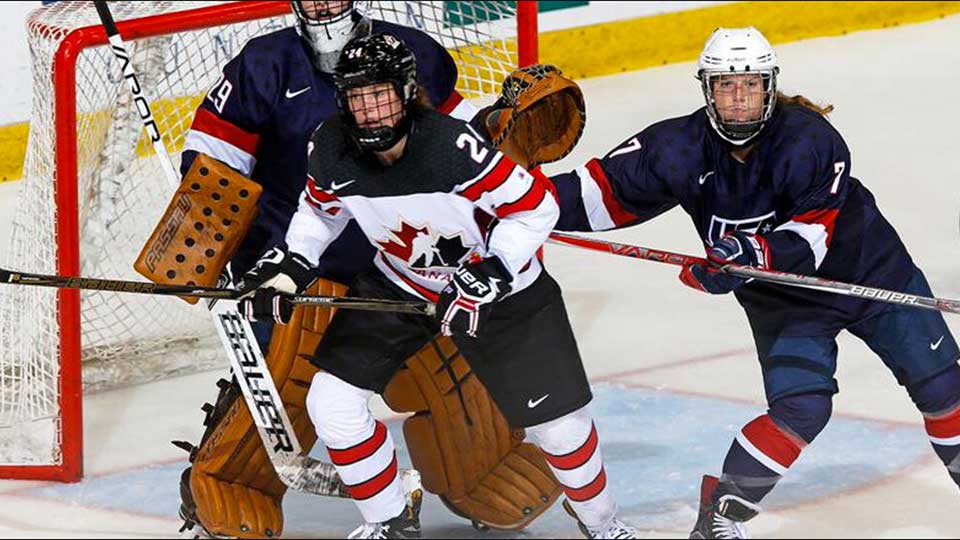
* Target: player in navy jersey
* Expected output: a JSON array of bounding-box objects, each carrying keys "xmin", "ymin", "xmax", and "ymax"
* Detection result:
[
  {"xmin": 237, "ymin": 33, "xmax": 637, "ymax": 539},
  {"xmin": 180, "ymin": 1, "xmax": 475, "ymax": 348},
  {"xmin": 549, "ymin": 27, "xmax": 960, "ymax": 538}
]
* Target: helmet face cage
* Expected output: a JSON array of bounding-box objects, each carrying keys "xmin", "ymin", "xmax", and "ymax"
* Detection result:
[
  {"xmin": 291, "ymin": 1, "xmax": 366, "ymax": 72},
  {"xmin": 699, "ymin": 68, "xmax": 778, "ymax": 145},
  {"xmin": 334, "ymin": 34, "xmax": 418, "ymax": 152},
  {"xmin": 291, "ymin": 1, "xmax": 354, "ymax": 26}
]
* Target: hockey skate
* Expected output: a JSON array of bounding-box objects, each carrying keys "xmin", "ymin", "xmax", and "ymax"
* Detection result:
[
  {"xmin": 348, "ymin": 470, "xmax": 424, "ymax": 539},
  {"xmin": 562, "ymin": 499, "xmax": 638, "ymax": 539},
  {"xmin": 689, "ymin": 475, "xmax": 761, "ymax": 539}
]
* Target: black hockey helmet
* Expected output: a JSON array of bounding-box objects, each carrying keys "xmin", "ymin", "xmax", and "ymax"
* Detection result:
[{"xmin": 334, "ymin": 32, "xmax": 419, "ymax": 152}]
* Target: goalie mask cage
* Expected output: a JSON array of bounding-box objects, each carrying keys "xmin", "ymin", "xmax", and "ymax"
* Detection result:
[{"xmin": 0, "ymin": 0, "xmax": 537, "ymax": 482}]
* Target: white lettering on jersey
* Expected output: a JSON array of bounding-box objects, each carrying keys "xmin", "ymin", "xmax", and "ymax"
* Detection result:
[
  {"xmin": 707, "ymin": 211, "xmax": 776, "ymax": 245},
  {"xmin": 456, "ymin": 132, "xmax": 489, "ymax": 164},
  {"xmin": 608, "ymin": 137, "xmax": 642, "ymax": 158}
]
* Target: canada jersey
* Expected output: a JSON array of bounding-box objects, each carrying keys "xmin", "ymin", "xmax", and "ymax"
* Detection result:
[
  {"xmin": 287, "ymin": 111, "xmax": 557, "ymax": 302},
  {"xmin": 179, "ymin": 21, "xmax": 470, "ymax": 279},
  {"xmin": 551, "ymin": 104, "xmax": 917, "ymax": 331}
]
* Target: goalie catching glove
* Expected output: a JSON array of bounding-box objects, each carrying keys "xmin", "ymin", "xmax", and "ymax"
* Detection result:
[
  {"xmin": 238, "ymin": 247, "xmax": 315, "ymax": 325},
  {"xmin": 477, "ymin": 64, "xmax": 586, "ymax": 169},
  {"xmin": 437, "ymin": 256, "xmax": 511, "ymax": 338}
]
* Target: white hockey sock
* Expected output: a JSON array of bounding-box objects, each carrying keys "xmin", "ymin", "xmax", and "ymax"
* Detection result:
[
  {"xmin": 306, "ymin": 372, "xmax": 405, "ymax": 524},
  {"xmin": 527, "ymin": 407, "xmax": 617, "ymax": 528}
]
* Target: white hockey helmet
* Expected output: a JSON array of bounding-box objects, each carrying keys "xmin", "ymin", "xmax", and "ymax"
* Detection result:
[
  {"xmin": 697, "ymin": 27, "xmax": 779, "ymax": 145},
  {"xmin": 292, "ymin": 1, "xmax": 372, "ymax": 73}
]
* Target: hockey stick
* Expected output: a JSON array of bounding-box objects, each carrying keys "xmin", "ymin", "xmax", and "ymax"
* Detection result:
[
  {"xmin": 91, "ymin": 1, "xmax": 360, "ymax": 498},
  {"xmin": 548, "ymin": 232, "xmax": 960, "ymax": 315},
  {"xmin": 0, "ymin": 266, "xmax": 435, "ymax": 316}
]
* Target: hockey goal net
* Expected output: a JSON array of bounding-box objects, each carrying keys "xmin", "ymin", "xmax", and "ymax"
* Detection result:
[{"xmin": 0, "ymin": 0, "xmax": 537, "ymax": 482}]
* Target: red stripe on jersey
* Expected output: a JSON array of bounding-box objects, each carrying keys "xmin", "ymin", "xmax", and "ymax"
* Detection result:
[
  {"xmin": 306, "ymin": 175, "xmax": 338, "ymax": 205},
  {"xmin": 741, "ymin": 415, "xmax": 803, "ymax": 469},
  {"xmin": 534, "ymin": 167, "xmax": 560, "ymax": 203},
  {"xmin": 925, "ymin": 405, "xmax": 960, "ymax": 440},
  {"xmin": 564, "ymin": 467, "xmax": 607, "ymax": 502},
  {"xmin": 345, "ymin": 453, "xmax": 399, "ymax": 501},
  {"xmin": 543, "ymin": 423, "xmax": 598, "ymax": 470},
  {"xmin": 191, "ymin": 108, "xmax": 260, "ymax": 155},
  {"xmin": 791, "ymin": 208, "xmax": 840, "ymax": 247},
  {"xmin": 460, "ymin": 156, "xmax": 516, "ymax": 201},
  {"xmin": 380, "ymin": 256, "xmax": 440, "ymax": 303},
  {"xmin": 586, "ymin": 158, "xmax": 638, "ymax": 227},
  {"xmin": 495, "ymin": 181, "xmax": 547, "ymax": 218},
  {"xmin": 327, "ymin": 421, "xmax": 388, "ymax": 466},
  {"xmin": 437, "ymin": 91, "xmax": 464, "ymax": 115}
]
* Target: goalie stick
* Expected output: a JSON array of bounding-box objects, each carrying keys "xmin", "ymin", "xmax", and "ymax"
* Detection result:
[
  {"xmin": 91, "ymin": 1, "xmax": 395, "ymax": 499},
  {"xmin": 548, "ymin": 232, "xmax": 960, "ymax": 315}
]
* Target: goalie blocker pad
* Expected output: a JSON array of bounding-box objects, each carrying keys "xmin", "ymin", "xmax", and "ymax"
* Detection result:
[
  {"xmin": 178, "ymin": 280, "xmax": 561, "ymax": 537},
  {"xmin": 135, "ymin": 153, "xmax": 262, "ymax": 303}
]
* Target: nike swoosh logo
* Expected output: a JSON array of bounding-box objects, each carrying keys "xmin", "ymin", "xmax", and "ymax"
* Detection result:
[
  {"xmin": 285, "ymin": 86, "xmax": 311, "ymax": 99},
  {"xmin": 527, "ymin": 394, "xmax": 550, "ymax": 408},
  {"xmin": 330, "ymin": 180, "xmax": 356, "ymax": 191},
  {"xmin": 698, "ymin": 171, "xmax": 715, "ymax": 185},
  {"xmin": 931, "ymin": 336, "xmax": 945, "ymax": 350}
]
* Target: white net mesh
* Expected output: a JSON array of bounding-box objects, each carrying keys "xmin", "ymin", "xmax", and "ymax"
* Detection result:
[{"xmin": 0, "ymin": 0, "xmax": 526, "ymax": 470}]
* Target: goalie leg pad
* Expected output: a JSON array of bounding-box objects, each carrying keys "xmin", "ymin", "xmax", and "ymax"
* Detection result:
[
  {"xmin": 382, "ymin": 336, "xmax": 562, "ymax": 530},
  {"xmin": 177, "ymin": 278, "xmax": 348, "ymax": 538}
]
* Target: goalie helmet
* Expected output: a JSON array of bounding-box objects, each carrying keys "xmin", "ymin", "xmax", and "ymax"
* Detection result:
[
  {"xmin": 697, "ymin": 27, "xmax": 779, "ymax": 145},
  {"xmin": 334, "ymin": 33, "xmax": 418, "ymax": 152},
  {"xmin": 291, "ymin": 1, "xmax": 371, "ymax": 73}
]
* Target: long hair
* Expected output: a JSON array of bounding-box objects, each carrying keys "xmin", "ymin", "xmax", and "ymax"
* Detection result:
[{"xmin": 776, "ymin": 91, "xmax": 834, "ymax": 116}]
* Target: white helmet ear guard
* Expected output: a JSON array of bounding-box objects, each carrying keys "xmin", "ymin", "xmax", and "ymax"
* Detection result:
[{"xmin": 697, "ymin": 27, "xmax": 779, "ymax": 145}]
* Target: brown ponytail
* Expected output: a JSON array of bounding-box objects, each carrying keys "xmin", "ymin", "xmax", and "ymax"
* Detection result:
[{"xmin": 776, "ymin": 92, "xmax": 835, "ymax": 116}]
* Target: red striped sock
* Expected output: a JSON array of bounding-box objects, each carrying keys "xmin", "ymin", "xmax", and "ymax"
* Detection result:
[{"xmin": 326, "ymin": 420, "xmax": 405, "ymax": 523}]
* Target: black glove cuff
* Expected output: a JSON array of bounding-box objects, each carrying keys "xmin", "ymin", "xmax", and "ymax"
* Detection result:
[{"xmin": 280, "ymin": 251, "xmax": 316, "ymax": 292}]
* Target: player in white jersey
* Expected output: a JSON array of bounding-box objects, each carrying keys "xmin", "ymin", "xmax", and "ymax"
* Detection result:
[{"xmin": 237, "ymin": 33, "xmax": 638, "ymax": 539}]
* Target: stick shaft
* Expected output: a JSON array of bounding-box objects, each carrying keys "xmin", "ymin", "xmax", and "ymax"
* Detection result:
[
  {"xmin": 94, "ymin": 1, "xmax": 180, "ymax": 187},
  {"xmin": 547, "ymin": 232, "xmax": 960, "ymax": 315}
]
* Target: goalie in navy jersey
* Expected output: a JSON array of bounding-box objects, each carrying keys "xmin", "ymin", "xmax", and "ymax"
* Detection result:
[
  {"xmin": 237, "ymin": 33, "xmax": 637, "ymax": 539},
  {"xmin": 549, "ymin": 27, "xmax": 960, "ymax": 539}
]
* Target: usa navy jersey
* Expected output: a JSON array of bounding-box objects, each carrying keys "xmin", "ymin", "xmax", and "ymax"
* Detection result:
[
  {"xmin": 180, "ymin": 21, "xmax": 474, "ymax": 280},
  {"xmin": 552, "ymin": 104, "xmax": 917, "ymax": 332},
  {"xmin": 289, "ymin": 110, "xmax": 557, "ymax": 302}
]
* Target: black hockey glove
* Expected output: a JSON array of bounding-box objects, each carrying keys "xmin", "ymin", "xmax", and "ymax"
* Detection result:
[
  {"xmin": 680, "ymin": 231, "xmax": 771, "ymax": 294},
  {"xmin": 237, "ymin": 247, "xmax": 315, "ymax": 325},
  {"xmin": 437, "ymin": 256, "xmax": 512, "ymax": 338}
]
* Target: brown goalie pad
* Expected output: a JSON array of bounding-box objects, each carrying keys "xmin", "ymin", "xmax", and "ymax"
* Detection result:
[
  {"xmin": 180, "ymin": 278, "xmax": 346, "ymax": 538},
  {"xmin": 382, "ymin": 337, "xmax": 563, "ymax": 530},
  {"xmin": 134, "ymin": 153, "xmax": 262, "ymax": 304},
  {"xmin": 482, "ymin": 64, "xmax": 586, "ymax": 169}
]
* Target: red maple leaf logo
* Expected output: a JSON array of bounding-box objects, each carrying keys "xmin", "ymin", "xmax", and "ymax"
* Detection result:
[{"xmin": 376, "ymin": 220, "xmax": 430, "ymax": 263}]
